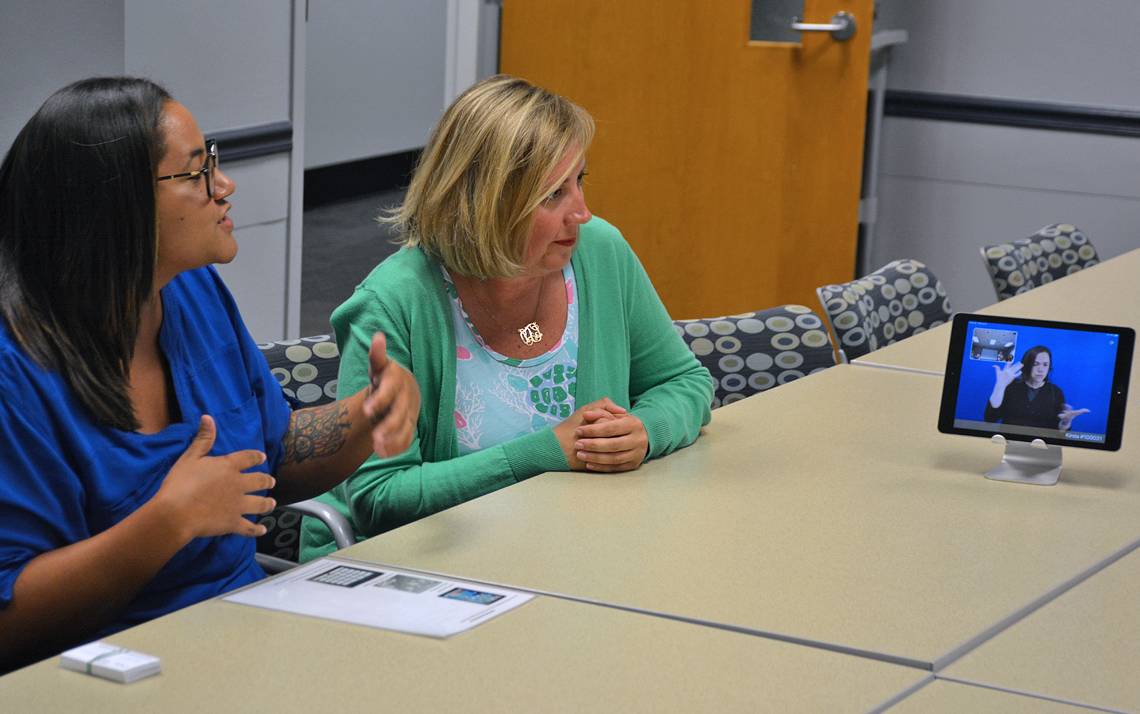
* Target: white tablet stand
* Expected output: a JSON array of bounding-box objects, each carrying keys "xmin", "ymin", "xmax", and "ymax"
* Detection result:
[{"xmin": 985, "ymin": 434, "xmax": 1062, "ymax": 486}]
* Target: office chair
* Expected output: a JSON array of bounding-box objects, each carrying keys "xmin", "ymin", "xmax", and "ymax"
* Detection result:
[
  {"xmin": 674, "ymin": 305, "xmax": 837, "ymax": 408},
  {"xmin": 980, "ymin": 223, "xmax": 1099, "ymax": 301},
  {"xmin": 816, "ymin": 259, "xmax": 952, "ymax": 363},
  {"xmin": 255, "ymin": 335, "xmax": 355, "ymax": 573}
]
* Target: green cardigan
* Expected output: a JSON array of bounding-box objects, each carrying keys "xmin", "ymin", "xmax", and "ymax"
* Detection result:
[{"xmin": 300, "ymin": 217, "xmax": 712, "ymax": 560}]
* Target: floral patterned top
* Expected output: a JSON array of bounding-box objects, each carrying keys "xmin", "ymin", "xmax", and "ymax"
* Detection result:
[{"xmin": 441, "ymin": 265, "xmax": 580, "ymax": 455}]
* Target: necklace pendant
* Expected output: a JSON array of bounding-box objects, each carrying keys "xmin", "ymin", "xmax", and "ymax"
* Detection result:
[{"xmin": 519, "ymin": 321, "xmax": 543, "ymax": 346}]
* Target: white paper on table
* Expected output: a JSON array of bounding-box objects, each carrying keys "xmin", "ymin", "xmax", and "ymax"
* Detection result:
[{"xmin": 223, "ymin": 557, "xmax": 533, "ymax": 638}]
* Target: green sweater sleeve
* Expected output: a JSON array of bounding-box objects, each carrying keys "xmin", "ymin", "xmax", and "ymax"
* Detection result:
[
  {"xmin": 617, "ymin": 236, "xmax": 714, "ymax": 459},
  {"xmin": 338, "ymin": 427, "xmax": 564, "ymax": 539}
]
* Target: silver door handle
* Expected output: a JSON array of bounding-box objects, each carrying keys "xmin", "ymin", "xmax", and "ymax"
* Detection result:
[{"xmin": 791, "ymin": 11, "xmax": 857, "ymax": 41}]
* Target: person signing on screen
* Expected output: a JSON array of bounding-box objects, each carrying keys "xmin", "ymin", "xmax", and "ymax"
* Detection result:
[{"xmin": 985, "ymin": 345, "xmax": 1089, "ymax": 430}]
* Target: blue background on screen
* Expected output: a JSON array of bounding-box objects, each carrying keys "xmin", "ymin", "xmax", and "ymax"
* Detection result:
[{"xmin": 955, "ymin": 321, "xmax": 1118, "ymax": 435}]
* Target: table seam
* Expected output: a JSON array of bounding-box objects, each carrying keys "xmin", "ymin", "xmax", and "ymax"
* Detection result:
[
  {"xmin": 331, "ymin": 556, "xmax": 934, "ymax": 670},
  {"xmin": 931, "ymin": 535, "xmax": 1140, "ymax": 673},
  {"xmin": 934, "ymin": 674, "xmax": 1132, "ymax": 714}
]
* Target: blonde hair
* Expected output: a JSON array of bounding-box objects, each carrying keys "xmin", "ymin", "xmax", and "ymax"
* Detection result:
[{"xmin": 385, "ymin": 74, "xmax": 594, "ymax": 278}]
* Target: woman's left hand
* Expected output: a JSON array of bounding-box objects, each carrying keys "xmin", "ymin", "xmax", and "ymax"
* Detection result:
[
  {"xmin": 1057, "ymin": 404, "xmax": 1090, "ymax": 431},
  {"xmin": 574, "ymin": 410, "xmax": 649, "ymax": 472},
  {"xmin": 365, "ymin": 333, "xmax": 421, "ymax": 456}
]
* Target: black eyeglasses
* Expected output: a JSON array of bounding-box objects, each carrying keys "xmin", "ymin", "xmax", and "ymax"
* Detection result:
[{"xmin": 156, "ymin": 140, "xmax": 219, "ymax": 198}]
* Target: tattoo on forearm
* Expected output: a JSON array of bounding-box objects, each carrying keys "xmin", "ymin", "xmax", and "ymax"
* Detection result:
[{"xmin": 282, "ymin": 402, "xmax": 352, "ymax": 465}]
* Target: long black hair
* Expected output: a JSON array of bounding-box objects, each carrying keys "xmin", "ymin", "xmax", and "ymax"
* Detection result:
[{"xmin": 0, "ymin": 77, "xmax": 171, "ymax": 430}]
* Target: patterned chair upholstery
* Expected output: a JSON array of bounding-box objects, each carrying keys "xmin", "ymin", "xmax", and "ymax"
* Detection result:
[
  {"xmin": 816, "ymin": 259, "xmax": 952, "ymax": 362},
  {"xmin": 254, "ymin": 335, "xmax": 349, "ymax": 570},
  {"xmin": 673, "ymin": 305, "xmax": 836, "ymax": 408},
  {"xmin": 980, "ymin": 223, "xmax": 1099, "ymax": 301}
]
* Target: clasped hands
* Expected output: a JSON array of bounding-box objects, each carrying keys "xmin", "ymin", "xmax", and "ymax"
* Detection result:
[{"xmin": 554, "ymin": 397, "xmax": 648, "ymax": 473}]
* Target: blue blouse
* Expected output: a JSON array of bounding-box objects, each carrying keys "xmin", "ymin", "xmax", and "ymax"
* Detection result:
[{"xmin": 0, "ymin": 267, "xmax": 291, "ymax": 636}]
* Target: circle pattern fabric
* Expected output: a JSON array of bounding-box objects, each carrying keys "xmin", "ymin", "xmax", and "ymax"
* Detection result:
[
  {"xmin": 255, "ymin": 334, "xmax": 342, "ymax": 562},
  {"xmin": 816, "ymin": 258, "xmax": 952, "ymax": 362},
  {"xmin": 981, "ymin": 224, "xmax": 1099, "ymax": 301},
  {"xmin": 674, "ymin": 305, "xmax": 835, "ymax": 408}
]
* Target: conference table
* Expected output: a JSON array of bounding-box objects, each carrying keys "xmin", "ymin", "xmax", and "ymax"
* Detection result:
[
  {"xmin": 339, "ymin": 246, "xmax": 1140, "ymax": 710},
  {"xmin": 3, "ymin": 249, "xmax": 1138, "ymax": 712},
  {"xmin": 345, "ymin": 365, "xmax": 1140, "ymax": 671},
  {"xmin": 940, "ymin": 547, "xmax": 1140, "ymax": 713},
  {"xmin": 0, "ymin": 586, "xmax": 927, "ymax": 712}
]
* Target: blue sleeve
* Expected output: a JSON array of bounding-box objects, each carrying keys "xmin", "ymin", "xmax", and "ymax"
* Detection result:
[
  {"xmin": 0, "ymin": 397, "xmax": 88, "ymax": 608},
  {"xmin": 203, "ymin": 267, "xmax": 293, "ymax": 473}
]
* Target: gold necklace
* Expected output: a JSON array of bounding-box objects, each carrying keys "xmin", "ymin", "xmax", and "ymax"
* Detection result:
[{"xmin": 472, "ymin": 273, "xmax": 548, "ymax": 347}]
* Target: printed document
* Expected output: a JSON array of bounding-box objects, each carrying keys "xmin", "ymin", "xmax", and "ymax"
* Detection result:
[{"xmin": 224, "ymin": 557, "xmax": 533, "ymax": 638}]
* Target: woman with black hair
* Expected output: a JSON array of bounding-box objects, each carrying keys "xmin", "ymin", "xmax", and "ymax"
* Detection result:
[
  {"xmin": 0, "ymin": 77, "xmax": 420, "ymax": 669},
  {"xmin": 985, "ymin": 345, "xmax": 1089, "ymax": 430}
]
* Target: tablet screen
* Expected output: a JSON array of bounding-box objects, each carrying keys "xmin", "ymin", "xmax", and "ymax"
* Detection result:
[{"xmin": 938, "ymin": 314, "xmax": 1134, "ymax": 450}]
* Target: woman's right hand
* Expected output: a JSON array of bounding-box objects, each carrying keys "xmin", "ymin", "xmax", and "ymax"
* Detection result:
[
  {"xmin": 553, "ymin": 398, "xmax": 625, "ymax": 470},
  {"xmin": 153, "ymin": 415, "xmax": 277, "ymax": 542},
  {"xmin": 992, "ymin": 361, "xmax": 1022, "ymax": 391}
]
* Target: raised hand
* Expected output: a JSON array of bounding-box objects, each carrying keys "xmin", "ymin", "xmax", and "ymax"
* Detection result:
[
  {"xmin": 989, "ymin": 361, "xmax": 1023, "ymax": 408},
  {"xmin": 365, "ymin": 332, "xmax": 421, "ymax": 456},
  {"xmin": 154, "ymin": 415, "xmax": 276, "ymax": 541},
  {"xmin": 1058, "ymin": 404, "xmax": 1090, "ymax": 430},
  {"xmin": 993, "ymin": 361, "xmax": 1022, "ymax": 390}
]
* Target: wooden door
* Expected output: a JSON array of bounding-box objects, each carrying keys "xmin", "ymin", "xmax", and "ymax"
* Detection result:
[{"xmin": 501, "ymin": 0, "xmax": 872, "ymax": 319}]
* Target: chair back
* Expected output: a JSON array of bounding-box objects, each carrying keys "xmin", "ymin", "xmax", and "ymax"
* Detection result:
[
  {"xmin": 674, "ymin": 305, "xmax": 835, "ymax": 408},
  {"xmin": 255, "ymin": 335, "xmax": 341, "ymax": 563},
  {"xmin": 980, "ymin": 223, "xmax": 1099, "ymax": 301},
  {"xmin": 816, "ymin": 259, "xmax": 951, "ymax": 362}
]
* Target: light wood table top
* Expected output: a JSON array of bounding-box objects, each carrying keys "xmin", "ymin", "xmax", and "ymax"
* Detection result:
[
  {"xmin": 0, "ymin": 584, "xmax": 924, "ymax": 714},
  {"xmin": 345, "ymin": 365, "xmax": 1140, "ymax": 668},
  {"xmin": 853, "ymin": 247, "xmax": 1140, "ymax": 374},
  {"xmin": 888, "ymin": 680, "xmax": 1095, "ymax": 713},
  {"xmin": 939, "ymin": 548, "xmax": 1140, "ymax": 714}
]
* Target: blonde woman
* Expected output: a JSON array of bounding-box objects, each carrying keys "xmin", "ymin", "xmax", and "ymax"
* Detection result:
[{"xmin": 302, "ymin": 75, "xmax": 712, "ymax": 559}]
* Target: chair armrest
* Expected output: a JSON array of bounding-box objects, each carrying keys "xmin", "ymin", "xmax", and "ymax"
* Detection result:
[
  {"xmin": 280, "ymin": 498, "xmax": 356, "ymax": 550},
  {"xmin": 256, "ymin": 553, "xmax": 298, "ymax": 575}
]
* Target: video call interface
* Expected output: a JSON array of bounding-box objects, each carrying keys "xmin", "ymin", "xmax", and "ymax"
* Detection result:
[{"xmin": 952, "ymin": 320, "xmax": 1122, "ymax": 443}]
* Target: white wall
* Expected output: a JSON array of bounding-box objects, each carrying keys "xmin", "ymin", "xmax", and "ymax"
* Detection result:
[
  {"xmin": 0, "ymin": 0, "xmax": 125, "ymax": 154},
  {"xmin": 304, "ymin": 0, "xmax": 448, "ymax": 168},
  {"xmin": 872, "ymin": 0, "xmax": 1140, "ymax": 312}
]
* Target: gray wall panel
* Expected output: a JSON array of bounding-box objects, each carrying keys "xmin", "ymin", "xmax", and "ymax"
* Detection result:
[
  {"xmin": 124, "ymin": 0, "xmax": 298, "ymax": 337},
  {"xmin": 871, "ymin": 0, "xmax": 1140, "ymax": 317},
  {"xmin": 222, "ymin": 154, "xmax": 291, "ymax": 229},
  {"xmin": 1, "ymin": 1, "xmax": 299, "ymax": 339},
  {"xmin": 124, "ymin": 0, "xmax": 291, "ymax": 133},
  {"xmin": 0, "ymin": 0, "xmax": 125, "ymax": 154},
  {"xmin": 215, "ymin": 219, "xmax": 289, "ymax": 342},
  {"xmin": 880, "ymin": 119, "xmax": 1140, "ymax": 201},
  {"xmin": 304, "ymin": 0, "xmax": 447, "ymax": 168},
  {"xmin": 876, "ymin": 0, "xmax": 1140, "ymax": 109},
  {"xmin": 874, "ymin": 173, "xmax": 1140, "ymax": 313}
]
